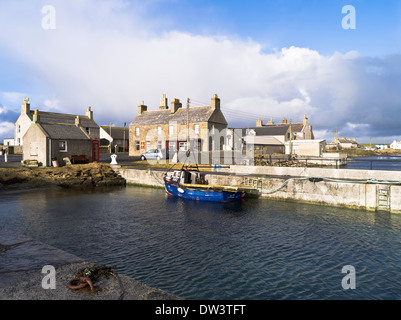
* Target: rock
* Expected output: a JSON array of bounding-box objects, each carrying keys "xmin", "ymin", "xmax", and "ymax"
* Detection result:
[{"xmin": 0, "ymin": 163, "xmax": 126, "ymax": 190}]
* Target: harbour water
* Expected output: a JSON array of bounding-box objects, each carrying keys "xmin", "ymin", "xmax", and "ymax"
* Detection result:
[
  {"xmin": 346, "ymin": 156, "xmax": 401, "ymax": 171},
  {"xmin": 2, "ymin": 185, "xmax": 401, "ymax": 300}
]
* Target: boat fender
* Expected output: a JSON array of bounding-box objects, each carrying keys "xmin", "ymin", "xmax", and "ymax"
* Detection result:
[
  {"xmin": 177, "ymin": 187, "xmax": 185, "ymax": 194},
  {"xmin": 309, "ymin": 177, "xmax": 323, "ymax": 183}
]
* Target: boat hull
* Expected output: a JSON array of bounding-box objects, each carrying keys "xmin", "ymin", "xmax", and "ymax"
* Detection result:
[{"xmin": 164, "ymin": 179, "xmax": 245, "ymax": 202}]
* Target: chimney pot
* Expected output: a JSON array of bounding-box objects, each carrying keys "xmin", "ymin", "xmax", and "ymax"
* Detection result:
[
  {"xmin": 211, "ymin": 94, "xmax": 220, "ymax": 110},
  {"xmin": 138, "ymin": 102, "xmax": 147, "ymax": 115},
  {"xmin": 171, "ymin": 98, "xmax": 182, "ymax": 113},
  {"xmin": 33, "ymin": 109, "xmax": 39, "ymax": 123}
]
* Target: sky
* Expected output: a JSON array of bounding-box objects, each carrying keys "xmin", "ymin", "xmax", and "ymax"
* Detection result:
[{"xmin": 1, "ymin": 0, "xmax": 401, "ymax": 143}]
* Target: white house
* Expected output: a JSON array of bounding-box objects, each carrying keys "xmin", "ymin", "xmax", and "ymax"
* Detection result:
[
  {"xmin": 376, "ymin": 144, "xmax": 388, "ymax": 150},
  {"xmin": 390, "ymin": 140, "xmax": 401, "ymax": 150},
  {"xmin": 3, "ymin": 138, "xmax": 15, "ymax": 146}
]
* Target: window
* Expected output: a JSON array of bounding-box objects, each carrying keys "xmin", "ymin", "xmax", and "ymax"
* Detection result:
[
  {"xmin": 86, "ymin": 127, "xmax": 90, "ymax": 134},
  {"xmin": 157, "ymin": 140, "xmax": 162, "ymax": 150},
  {"xmin": 135, "ymin": 127, "xmax": 140, "ymax": 136},
  {"xmin": 135, "ymin": 141, "xmax": 140, "ymax": 151},
  {"xmin": 18, "ymin": 125, "xmax": 21, "ymax": 133},
  {"xmin": 194, "ymin": 124, "xmax": 199, "ymax": 135},
  {"xmin": 169, "ymin": 125, "xmax": 174, "ymax": 135},
  {"xmin": 157, "ymin": 126, "xmax": 161, "ymax": 135},
  {"xmin": 59, "ymin": 140, "xmax": 67, "ymax": 152},
  {"xmin": 179, "ymin": 142, "xmax": 188, "ymax": 151}
]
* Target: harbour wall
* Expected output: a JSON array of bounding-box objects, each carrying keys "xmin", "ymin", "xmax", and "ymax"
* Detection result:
[{"xmin": 117, "ymin": 166, "xmax": 401, "ymax": 214}]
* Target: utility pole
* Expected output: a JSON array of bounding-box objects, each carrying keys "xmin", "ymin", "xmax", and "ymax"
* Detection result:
[
  {"xmin": 187, "ymin": 98, "xmax": 190, "ymax": 150},
  {"xmin": 109, "ymin": 122, "xmax": 113, "ymax": 153},
  {"xmin": 289, "ymin": 119, "xmax": 292, "ymax": 157},
  {"xmin": 123, "ymin": 122, "xmax": 126, "ymax": 153}
]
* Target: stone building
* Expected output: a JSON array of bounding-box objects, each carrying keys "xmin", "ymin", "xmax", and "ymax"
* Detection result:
[
  {"xmin": 15, "ymin": 98, "xmax": 100, "ymax": 146},
  {"xmin": 20, "ymin": 99, "xmax": 100, "ymax": 166},
  {"xmin": 255, "ymin": 115, "xmax": 314, "ymax": 140},
  {"xmin": 231, "ymin": 115, "xmax": 315, "ymax": 156},
  {"xmin": 129, "ymin": 94, "xmax": 228, "ymax": 157}
]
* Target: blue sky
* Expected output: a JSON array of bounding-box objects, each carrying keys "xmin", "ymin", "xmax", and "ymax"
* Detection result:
[{"xmin": 1, "ymin": 0, "xmax": 401, "ymax": 143}]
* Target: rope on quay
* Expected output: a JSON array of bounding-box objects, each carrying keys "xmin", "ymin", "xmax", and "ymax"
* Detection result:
[
  {"xmin": 259, "ymin": 177, "xmax": 311, "ymax": 194},
  {"xmin": 258, "ymin": 176, "xmax": 401, "ymax": 195},
  {"xmin": 147, "ymin": 168, "xmax": 165, "ymax": 186}
]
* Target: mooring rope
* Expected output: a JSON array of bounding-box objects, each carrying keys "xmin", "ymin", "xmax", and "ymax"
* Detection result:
[{"xmin": 258, "ymin": 176, "xmax": 401, "ymax": 194}]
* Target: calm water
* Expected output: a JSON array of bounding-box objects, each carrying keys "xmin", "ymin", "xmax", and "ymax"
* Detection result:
[
  {"xmin": 346, "ymin": 156, "xmax": 401, "ymax": 171},
  {"xmin": 1, "ymin": 185, "xmax": 401, "ymax": 300}
]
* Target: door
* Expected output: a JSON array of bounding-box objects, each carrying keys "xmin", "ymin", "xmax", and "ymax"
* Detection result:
[{"xmin": 92, "ymin": 139, "xmax": 99, "ymax": 162}]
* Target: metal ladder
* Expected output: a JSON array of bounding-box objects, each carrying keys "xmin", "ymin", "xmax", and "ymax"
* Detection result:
[
  {"xmin": 243, "ymin": 177, "xmax": 262, "ymax": 190},
  {"xmin": 377, "ymin": 185, "xmax": 391, "ymax": 211}
]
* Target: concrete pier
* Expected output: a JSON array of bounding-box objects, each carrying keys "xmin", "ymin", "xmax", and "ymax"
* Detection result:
[
  {"xmin": 118, "ymin": 166, "xmax": 401, "ymax": 214},
  {"xmin": 0, "ymin": 228, "xmax": 181, "ymax": 300}
]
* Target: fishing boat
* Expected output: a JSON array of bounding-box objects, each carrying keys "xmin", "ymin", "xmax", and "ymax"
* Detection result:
[
  {"xmin": 163, "ymin": 97, "xmax": 255, "ymax": 202},
  {"xmin": 164, "ymin": 166, "xmax": 247, "ymax": 202}
]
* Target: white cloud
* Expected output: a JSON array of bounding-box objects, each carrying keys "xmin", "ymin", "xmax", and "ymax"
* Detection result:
[
  {"xmin": 0, "ymin": 0, "xmax": 400, "ymax": 143},
  {"xmin": 0, "ymin": 121, "xmax": 14, "ymax": 139},
  {"xmin": 1, "ymin": 92, "xmax": 28, "ymax": 104}
]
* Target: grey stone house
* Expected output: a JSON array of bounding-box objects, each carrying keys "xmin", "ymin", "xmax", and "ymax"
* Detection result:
[
  {"xmin": 129, "ymin": 94, "xmax": 228, "ymax": 157},
  {"xmin": 22, "ymin": 104, "xmax": 100, "ymax": 166}
]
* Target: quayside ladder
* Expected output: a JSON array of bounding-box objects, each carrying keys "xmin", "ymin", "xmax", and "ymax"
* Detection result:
[{"xmin": 377, "ymin": 185, "xmax": 391, "ymax": 211}]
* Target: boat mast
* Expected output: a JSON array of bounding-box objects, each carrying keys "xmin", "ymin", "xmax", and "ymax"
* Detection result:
[{"xmin": 187, "ymin": 98, "xmax": 190, "ymax": 149}]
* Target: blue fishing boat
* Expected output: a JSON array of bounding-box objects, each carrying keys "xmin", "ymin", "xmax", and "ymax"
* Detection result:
[{"xmin": 164, "ymin": 167, "xmax": 247, "ymax": 202}]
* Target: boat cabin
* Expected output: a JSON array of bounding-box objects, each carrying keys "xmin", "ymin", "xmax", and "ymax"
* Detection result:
[{"xmin": 170, "ymin": 170, "xmax": 207, "ymax": 185}]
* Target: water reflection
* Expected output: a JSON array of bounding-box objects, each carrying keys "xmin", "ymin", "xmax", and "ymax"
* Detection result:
[{"xmin": 1, "ymin": 185, "xmax": 401, "ymax": 299}]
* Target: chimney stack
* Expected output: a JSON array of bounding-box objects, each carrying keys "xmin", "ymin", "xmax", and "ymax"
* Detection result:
[
  {"xmin": 75, "ymin": 115, "xmax": 81, "ymax": 126},
  {"xmin": 33, "ymin": 109, "xmax": 39, "ymax": 123},
  {"xmin": 303, "ymin": 114, "xmax": 308, "ymax": 126},
  {"xmin": 282, "ymin": 118, "xmax": 288, "ymax": 124},
  {"xmin": 86, "ymin": 106, "xmax": 93, "ymax": 120},
  {"xmin": 256, "ymin": 118, "xmax": 263, "ymax": 127},
  {"xmin": 22, "ymin": 98, "xmax": 30, "ymax": 115},
  {"xmin": 171, "ymin": 98, "xmax": 182, "ymax": 113},
  {"xmin": 160, "ymin": 94, "xmax": 168, "ymax": 110},
  {"xmin": 138, "ymin": 101, "xmax": 147, "ymax": 115},
  {"xmin": 211, "ymin": 94, "xmax": 220, "ymax": 110}
]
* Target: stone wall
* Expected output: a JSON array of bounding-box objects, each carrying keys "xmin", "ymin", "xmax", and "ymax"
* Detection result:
[{"xmin": 118, "ymin": 167, "xmax": 401, "ymax": 214}]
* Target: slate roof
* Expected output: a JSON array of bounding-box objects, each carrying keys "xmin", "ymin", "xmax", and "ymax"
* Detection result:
[
  {"xmin": 28, "ymin": 110, "xmax": 98, "ymax": 128},
  {"xmin": 38, "ymin": 123, "xmax": 90, "ymax": 140},
  {"xmin": 234, "ymin": 123, "xmax": 305, "ymax": 137},
  {"xmin": 235, "ymin": 125, "xmax": 290, "ymax": 137},
  {"xmin": 131, "ymin": 106, "xmax": 225, "ymax": 126}
]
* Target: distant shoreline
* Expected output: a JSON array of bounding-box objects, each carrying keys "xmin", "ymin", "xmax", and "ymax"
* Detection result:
[{"xmin": 326, "ymin": 148, "xmax": 401, "ymax": 157}]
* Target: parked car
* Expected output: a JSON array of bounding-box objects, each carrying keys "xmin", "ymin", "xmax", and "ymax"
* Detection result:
[{"xmin": 140, "ymin": 149, "xmax": 169, "ymax": 160}]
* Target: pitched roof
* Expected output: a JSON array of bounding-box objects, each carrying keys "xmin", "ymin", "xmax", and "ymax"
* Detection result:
[
  {"xmin": 38, "ymin": 123, "xmax": 90, "ymax": 140},
  {"xmin": 244, "ymin": 136, "xmax": 283, "ymax": 145},
  {"xmin": 235, "ymin": 125, "xmax": 290, "ymax": 137},
  {"xmin": 131, "ymin": 106, "xmax": 226, "ymax": 126},
  {"xmin": 28, "ymin": 110, "xmax": 98, "ymax": 128}
]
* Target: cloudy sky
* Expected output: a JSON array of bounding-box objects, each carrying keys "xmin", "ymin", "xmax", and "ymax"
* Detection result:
[{"xmin": 0, "ymin": 0, "xmax": 401, "ymax": 143}]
